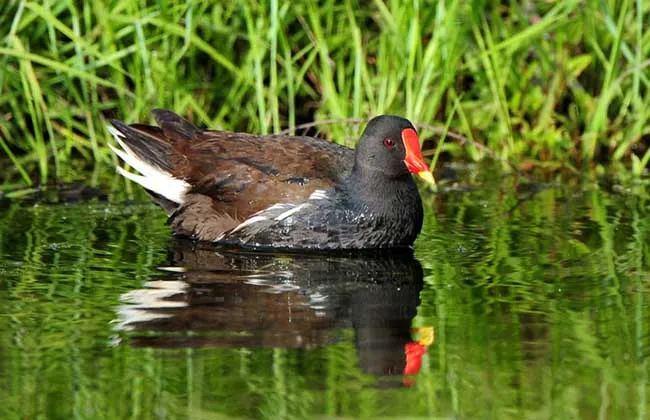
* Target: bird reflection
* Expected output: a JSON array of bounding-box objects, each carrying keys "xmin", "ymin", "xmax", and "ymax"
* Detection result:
[{"xmin": 116, "ymin": 241, "xmax": 432, "ymax": 385}]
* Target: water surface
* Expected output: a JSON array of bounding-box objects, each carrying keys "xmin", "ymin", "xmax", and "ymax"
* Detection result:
[{"xmin": 1, "ymin": 167, "xmax": 650, "ymax": 419}]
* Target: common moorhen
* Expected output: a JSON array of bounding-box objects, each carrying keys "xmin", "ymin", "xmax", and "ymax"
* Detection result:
[{"xmin": 109, "ymin": 110, "xmax": 433, "ymax": 250}]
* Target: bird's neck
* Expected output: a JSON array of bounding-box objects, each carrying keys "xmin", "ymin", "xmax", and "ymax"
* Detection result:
[
  {"xmin": 345, "ymin": 164, "xmax": 420, "ymax": 216},
  {"xmin": 338, "ymin": 165, "xmax": 424, "ymax": 247}
]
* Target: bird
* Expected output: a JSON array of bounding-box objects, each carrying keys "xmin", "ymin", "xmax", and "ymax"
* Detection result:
[{"xmin": 108, "ymin": 109, "xmax": 434, "ymax": 251}]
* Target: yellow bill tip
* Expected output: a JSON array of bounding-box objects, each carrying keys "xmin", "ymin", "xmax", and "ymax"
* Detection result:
[
  {"xmin": 412, "ymin": 326, "xmax": 435, "ymax": 346},
  {"xmin": 417, "ymin": 170, "xmax": 436, "ymax": 186}
]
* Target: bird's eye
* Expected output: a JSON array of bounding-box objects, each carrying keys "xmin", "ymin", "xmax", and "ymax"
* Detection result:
[{"xmin": 383, "ymin": 138, "xmax": 395, "ymax": 149}]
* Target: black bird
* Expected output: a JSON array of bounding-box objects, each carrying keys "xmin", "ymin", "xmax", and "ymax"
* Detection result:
[{"xmin": 109, "ymin": 110, "xmax": 434, "ymax": 250}]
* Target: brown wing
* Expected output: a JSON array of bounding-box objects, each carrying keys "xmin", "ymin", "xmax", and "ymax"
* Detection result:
[{"xmin": 111, "ymin": 109, "xmax": 355, "ymax": 240}]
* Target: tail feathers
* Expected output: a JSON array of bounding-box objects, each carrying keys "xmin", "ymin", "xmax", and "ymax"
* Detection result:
[
  {"xmin": 108, "ymin": 125, "xmax": 190, "ymax": 206},
  {"xmin": 152, "ymin": 109, "xmax": 200, "ymax": 142},
  {"xmin": 109, "ymin": 120, "xmax": 172, "ymax": 172}
]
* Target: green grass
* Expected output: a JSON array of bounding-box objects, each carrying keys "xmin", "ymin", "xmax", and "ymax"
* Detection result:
[{"xmin": 0, "ymin": 0, "xmax": 649, "ymax": 185}]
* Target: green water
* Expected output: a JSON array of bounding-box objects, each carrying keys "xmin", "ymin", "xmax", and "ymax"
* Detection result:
[{"xmin": 1, "ymin": 168, "xmax": 650, "ymax": 419}]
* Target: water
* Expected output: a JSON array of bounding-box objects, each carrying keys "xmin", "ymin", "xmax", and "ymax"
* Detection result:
[{"xmin": 1, "ymin": 167, "xmax": 650, "ymax": 419}]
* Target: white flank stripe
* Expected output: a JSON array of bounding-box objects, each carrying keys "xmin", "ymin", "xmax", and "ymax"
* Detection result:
[
  {"xmin": 275, "ymin": 203, "xmax": 308, "ymax": 221},
  {"xmin": 309, "ymin": 189, "xmax": 328, "ymax": 200},
  {"xmin": 252, "ymin": 203, "xmax": 292, "ymax": 216},
  {"xmin": 107, "ymin": 125, "xmax": 190, "ymax": 204},
  {"xmin": 229, "ymin": 215, "xmax": 268, "ymax": 234}
]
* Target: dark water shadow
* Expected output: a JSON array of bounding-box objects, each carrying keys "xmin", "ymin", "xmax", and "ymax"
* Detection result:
[{"xmin": 116, "ymin": 240, "xmax": 432, "ymax": 386}]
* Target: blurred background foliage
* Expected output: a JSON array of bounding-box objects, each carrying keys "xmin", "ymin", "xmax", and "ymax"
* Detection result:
[{"xmin": 0, "ymin": 0, "xmax": 649, "ymax": 185}]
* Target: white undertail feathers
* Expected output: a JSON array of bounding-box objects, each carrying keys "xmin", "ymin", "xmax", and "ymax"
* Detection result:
[{"xmin": 108, "ymin": 125, "xmax": 190, "ymax": 204}]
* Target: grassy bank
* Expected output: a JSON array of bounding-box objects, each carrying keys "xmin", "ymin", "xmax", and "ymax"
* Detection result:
[{"xmin": 1, "ymin": 0, "xmax": 649, "ymax": 185}]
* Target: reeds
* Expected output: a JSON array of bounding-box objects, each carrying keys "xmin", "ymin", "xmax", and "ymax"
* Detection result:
[{"xmin": 1, "ymin": 0, "xmax": 649, "ymax": 185}]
